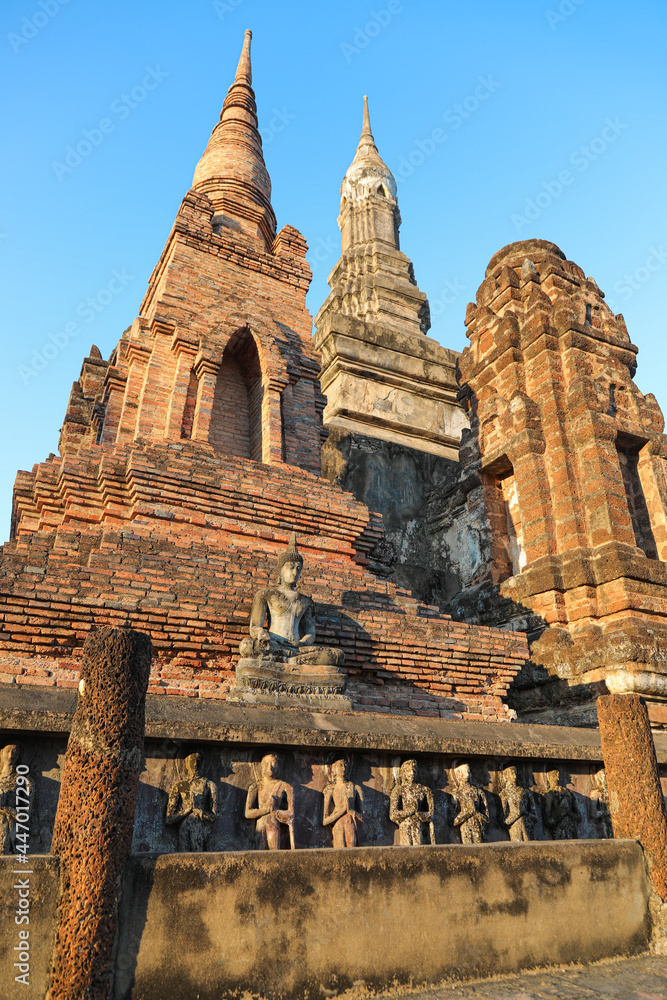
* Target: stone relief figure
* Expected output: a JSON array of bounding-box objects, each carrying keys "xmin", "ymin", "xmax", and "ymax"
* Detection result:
[
  {"xmin": 589, "ymin": 767, "xmax": 613, "ymax": 839},
  {"xmin": 543, "ymin": 768, "xmax": 581, "ymax": 840},
  {"xmin": 0, "ymin": 744, "xmax": 26, "ymax": 854},
  {"xmin": 451, "ymin": 762, "xmax": 489, "ymax": 844},
  {"xmin": 245, "ymin": 753, "xmax": 295, "ymax": 850},
  {"xmin": 500, "ymin": 765, "xmax": 538, "ymax": 842},
  {"xmin": 322, "ymin": 757, "xmax": 364, "ymax": 847},
  {"xmin": 165, "ymin": 752, "xmax": 218, "ymax": 852},
  {"xmin": 389, "ymin": 759, "xmax": 435, "ymax": 846}
]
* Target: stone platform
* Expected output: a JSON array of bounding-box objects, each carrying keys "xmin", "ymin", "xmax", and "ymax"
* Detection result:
[{"xmin": 0, "ymin": 841, "xmax": 651, "ymax": 1000}]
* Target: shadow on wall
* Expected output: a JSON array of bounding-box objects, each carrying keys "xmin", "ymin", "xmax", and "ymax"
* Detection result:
[
  {"xmin": 315, "ymin": 600, "xmax": 473, "ymax": 717},
  {"xmin": 114, "ymin": 859, "xmax": 154, "ymax": 999}
]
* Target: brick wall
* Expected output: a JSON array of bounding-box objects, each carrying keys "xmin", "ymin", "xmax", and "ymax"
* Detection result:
[{"xmin": 2, "ymin": 441, "xmax": 527, "ymax": 721}]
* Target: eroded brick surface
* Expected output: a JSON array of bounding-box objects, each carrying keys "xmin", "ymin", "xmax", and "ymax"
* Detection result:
[
  {"xmin": 437, "ymin": 239, "xmax": 667, "ymax": 725},
  {"xmin": 0, "ymin": 440, "xmax": 526, "ymax": 718}
]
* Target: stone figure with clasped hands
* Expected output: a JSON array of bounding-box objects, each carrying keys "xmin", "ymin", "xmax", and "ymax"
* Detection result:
[
  {"xmin": 451, "ymin": 762, "xmax": 489, "ymax": 844},
  {"xmin": 500, "ymin": 764, "xmax": 538, "ymax": 841},
  {"xmin": 239, "ymin": 533, "xmax": 343, "ymax": 668},
  {"xmin": 165, "ymin": 752, "xmax": 218, "ymax": 852},
  {"xmin": 589, "ymin": 767, "xmax": 613, "ymax": 839},
  {"xmin": 389, "ymin": 759, "xmax": 435, "ymax": 846},
  {"xmin": 544, "ymin": 768, "xmax": 581, "ymax": 840},
  {"xmin": 245, "ymin": 753, "xmax": 295, "ymax": 850},
  {"xmin": 322, "ymin": 758, "xmax": 364, "ymax": 847},
  {"xmin": 0, "ymin": 744, "xmax": 24, "ymax": 854}
]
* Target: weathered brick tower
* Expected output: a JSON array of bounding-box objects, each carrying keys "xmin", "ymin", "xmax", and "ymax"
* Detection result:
[
  {"xmin": 0, "ymin": 33, "xmax": 527, "ymax": 720},
  {"xmin": 438, "ymin": 239, "xmax": 667, "ymax": 725},
  {"xmin": 56, "ymin": 29, "xmax": 323, "ymax": 475}
]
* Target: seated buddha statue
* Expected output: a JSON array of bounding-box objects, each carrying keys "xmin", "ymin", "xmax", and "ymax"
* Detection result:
[
  {"xmin": 236, "ymin": 533, "xmax": 345, "ymax": 699},
  {"xmin": 239, "ymin": 533, "xmax": 344, "ymax": 667}
]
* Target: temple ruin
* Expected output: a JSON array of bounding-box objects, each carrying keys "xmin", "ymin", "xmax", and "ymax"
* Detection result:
[{"xmin": 1, "ymin": 27, "xmax": 667, "ymax": 1000}]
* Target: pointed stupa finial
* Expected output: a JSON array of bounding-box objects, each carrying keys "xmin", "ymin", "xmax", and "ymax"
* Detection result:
[
  {"xmin": 355, "ymin": 95, "xmax": 379, "ymax": 157},
  {"xmin": 361, "ymin": 95, "xmax": 373, "ymax": 139},
  {"xmin": 316, "ymin": 94, "xmax": 431, "ymax": 339},
  {"xmin": 235, "ymin": 28, "xmax": 252, "ymax": 85},
  {"xmin": 341, "ymin": 95, "xmax": 397, "ymax": 205},
  {"xmin": 192, "ymin": 29, "xmax": 276, "ymax": 247}
]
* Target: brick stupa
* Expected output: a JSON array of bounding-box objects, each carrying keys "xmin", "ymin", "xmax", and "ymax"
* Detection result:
[{"xmin": 0, "ymin": 32, "xmax": 527, "ymax": 720}]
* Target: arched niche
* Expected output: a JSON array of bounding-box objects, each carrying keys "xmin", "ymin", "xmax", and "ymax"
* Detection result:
[{"xmin": 208, "ymin": 327, "xmax": 264, "ymax": 461}]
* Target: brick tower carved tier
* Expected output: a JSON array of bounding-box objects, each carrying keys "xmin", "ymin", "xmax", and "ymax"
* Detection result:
[
  {"xmin": 0, "ymin": 35, "xmax": 527, "ymax": 721},
  {"xmin": 438, "ymin": 239, "xmax": 667, "ymax": 726}
]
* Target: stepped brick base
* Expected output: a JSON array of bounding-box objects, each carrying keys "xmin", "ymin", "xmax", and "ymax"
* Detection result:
[{"xmin": 2, "ymin": 441, "xmax": 528, "ymax": 721}]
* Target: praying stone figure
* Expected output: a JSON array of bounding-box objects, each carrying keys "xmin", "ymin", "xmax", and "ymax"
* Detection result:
[
  {"xmin": 543, "ymin": 768, "xmax": 581, "ymax": 840},
  {"xmin": 322, "ymin": 758, "xmax": 364, "ymax": 848},
  {"xmin": 165, "ymin": 752, "xmax": 218, "ymax": 852},
  {"xmin": 0, "ymin": 744, "xmax": 25, "ymax": 854},
  {"xmin": 500, "ymin": 765, "xmax": 538, "ymax": 842},
  {"xmin": 235, "ymin": 533, "xmax": 347, "ymax": 703},
  {"xmin": 451, "ymin": 762, "xmax": 489, "ymax": 844},
  {"xmin": 589, "ymin": 767, "xmax": 613, "ymax": 839},
  {"xmin": 389, "ymin": 759, "xmax": 435, "ymax": 846},
  {"xmin": 245, "ymin": 753, "xmax": 295, "ymax": 850}
]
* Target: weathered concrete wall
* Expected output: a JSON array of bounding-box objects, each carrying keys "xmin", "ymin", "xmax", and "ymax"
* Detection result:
[
  {"xmin": 0, "ymin": 855, "xmax": 59, "ymax": 1000},
  {"xmin": 0, "ymin": 842, "xmax": 653, "ymax": 998},
  {"xmin": 321, "ymin": 426, "xmax": 462, "ymax": 609},
  {"xmin": 112, "ymin": 841, "xmax": 649, "ymax": 999}
]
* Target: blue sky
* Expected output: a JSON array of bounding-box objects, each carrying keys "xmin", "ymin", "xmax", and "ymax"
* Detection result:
[{"xmin": 1, "ymin": 0, "xmax": 665, "ymax": 542}]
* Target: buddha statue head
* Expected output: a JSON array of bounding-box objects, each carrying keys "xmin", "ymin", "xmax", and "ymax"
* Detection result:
[{"xmin": 276, "ymin": 532, "xmax": 304, "ymax": 586}]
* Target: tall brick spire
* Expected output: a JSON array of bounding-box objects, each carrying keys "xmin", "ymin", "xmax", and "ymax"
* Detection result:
[
  {"xmin": 192, "ymin": 29, "xmax": 276, "ymax": 247},
  {"xmin": 53, "ymin": 28, "xmax": 321, "ymax": 472}
]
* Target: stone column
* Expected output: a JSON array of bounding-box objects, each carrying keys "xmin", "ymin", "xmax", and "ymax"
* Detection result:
[
  {"xmin": 597, "ymin": 693, "xmax": 667, "ymax": 900},
  {"xmin": 47, "ymin": 626, "xmax": 152, "ymax": 1000}
]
